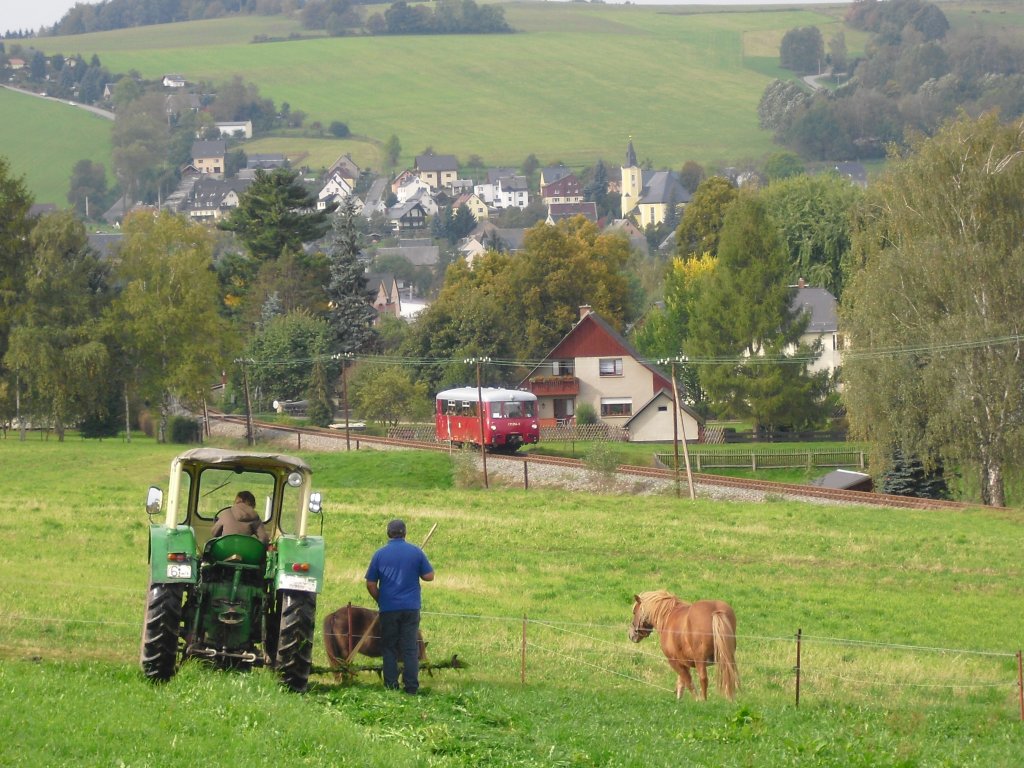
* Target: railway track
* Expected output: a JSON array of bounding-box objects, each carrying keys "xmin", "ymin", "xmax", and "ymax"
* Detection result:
[{"xmin": 209, "ymin": 414, "xmax": 976, "ymax": 511}]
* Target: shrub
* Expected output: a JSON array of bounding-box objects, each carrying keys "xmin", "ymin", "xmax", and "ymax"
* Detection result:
[
  {"xmin": 583, "ymin": 441, "xmax": 619, "ymax": 477},
  {"xmin": 451, "ymin": 449, "xmax": 485, "ymax": 489},
  {"xmin": 575, "ymin": 402, "xmax": 598, "ymax": 425},
  {"xmin": 169, "ymin": 415, "xmax": 201, "ymax": 444}
]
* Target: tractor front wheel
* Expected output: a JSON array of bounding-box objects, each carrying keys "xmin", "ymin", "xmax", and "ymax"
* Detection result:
[
  {"xmin": 140, "ymin": 583, "xmax": 184, "ymax": 682},
  {"xmin": 275, "ymin": 590, "xmax": 316, "ymax": 692}
]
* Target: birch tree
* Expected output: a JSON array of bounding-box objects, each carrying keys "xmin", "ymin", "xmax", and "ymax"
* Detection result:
[
  {"xmin": 4, "ymin": 211, "xmax": 111, "ymax": 439},
  {"xmin": 108, "ymin": 211, "xmax": 232, "ymax": 441},
  {"xmin": 842, "ymin": 112, "xmax": 1024, "ymax": 506}
]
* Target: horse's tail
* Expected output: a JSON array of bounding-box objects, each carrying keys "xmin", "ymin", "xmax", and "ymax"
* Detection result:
[{"xmin": 712, "ymin": 611, "xmax": 739, "ymax": 700}]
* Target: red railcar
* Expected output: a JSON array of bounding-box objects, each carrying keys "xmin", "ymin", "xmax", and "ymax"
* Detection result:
[{"xmin": 435, "ymin": 387, "xmax": 540, "ymax": 453}]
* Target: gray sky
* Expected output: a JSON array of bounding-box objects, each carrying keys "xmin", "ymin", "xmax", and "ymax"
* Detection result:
[{"xmin": 4, "ymin": 0, "xmax": 844, "ymax": 35}]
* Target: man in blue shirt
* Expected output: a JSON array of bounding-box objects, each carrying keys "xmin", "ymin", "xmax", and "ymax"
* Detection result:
[{"xmin": 365, "ymin": 519, "xmax": 435, "ymax": 693}]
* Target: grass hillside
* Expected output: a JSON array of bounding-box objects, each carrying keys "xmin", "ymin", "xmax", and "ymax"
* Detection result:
[
  {"xmin": 0, "ymin": 87, "xmax": 114, "ymax": 206},
  {"xmin": 26, "ymin": 4, "xmax": 849, "ymax": 176},
  {"xmin": 11, "ymin": 1, "xmax": 1024, "ymax": 205},
  {"xmin": 1, "ymin": 437, "xmax": 1022, "ymax": 766}
]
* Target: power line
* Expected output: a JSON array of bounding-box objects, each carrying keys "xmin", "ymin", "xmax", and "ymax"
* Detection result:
[{"xmin": 232, "ymin": 332, "xmax": 1023, "ymax": 372}]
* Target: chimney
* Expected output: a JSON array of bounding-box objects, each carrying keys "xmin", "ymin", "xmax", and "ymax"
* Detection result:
[{"xmin": 579, "ymin": 305, "xmax": 592, "ymax": 320}]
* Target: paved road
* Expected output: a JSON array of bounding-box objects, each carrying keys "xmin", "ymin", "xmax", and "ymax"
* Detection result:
[{"xmin": 2, "ymin": 84, "xmax": 114, "ymax": 120}]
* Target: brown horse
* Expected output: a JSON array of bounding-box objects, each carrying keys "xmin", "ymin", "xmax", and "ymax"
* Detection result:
[
  {"xmin": 628, "ymin": 590, "xmax": 739, "ymax": 700},
  {"xmin": 323, "ymin": 604, "xmax": 427, "ymax": 680}
]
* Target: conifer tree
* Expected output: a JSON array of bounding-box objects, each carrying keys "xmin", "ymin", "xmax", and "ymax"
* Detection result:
[
  {"xmin": 325, "ymin": 197, "xmax": 376, "ymax": 355},
  {"xmin": 688, "ymin": 194, "xmax": 829, "ymax": 430}
]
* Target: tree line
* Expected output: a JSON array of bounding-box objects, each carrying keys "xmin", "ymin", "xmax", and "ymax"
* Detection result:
[
  {"xmin": 634, "ymin": 111, "xmax": 1023, "ymax": 507},
  {"xmin": 43, "ymin": 0, "xmax": 511, "ymax": 38},
  {"xmin": 763, "ymin": 0, "xmax": 1024, "ymax": 161}
]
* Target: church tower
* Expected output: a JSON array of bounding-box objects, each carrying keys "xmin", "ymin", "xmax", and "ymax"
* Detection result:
[{"xmin": 620, "ymin": 136, "xmax": 642, "ymax": 220}]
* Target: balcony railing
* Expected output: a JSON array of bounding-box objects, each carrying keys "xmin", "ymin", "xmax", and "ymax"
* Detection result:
[{"xmin": 526, "ymin": 375, "xmax": 580, "ymax": 397}]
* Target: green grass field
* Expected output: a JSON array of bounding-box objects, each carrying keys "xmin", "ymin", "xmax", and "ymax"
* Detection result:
[
  {"xmin": 0, "ymin": 87, "xmax": 114, "ymax": 206},
  {"xmin": 22, "ymin": 5, "xmax": 845, "ymax": 181},
  {"xmin": 1, "ymin": 436, "xmax": 1022, "ymax": 766}
]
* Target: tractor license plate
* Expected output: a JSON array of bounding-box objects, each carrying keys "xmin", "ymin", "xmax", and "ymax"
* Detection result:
[
  {"xmin": 166, "ymin": 563, "xmax": 192, "ymax": 579},
  {"xmin": 278, "ymin": 573, "xmax": 317, "ymax": 592}
]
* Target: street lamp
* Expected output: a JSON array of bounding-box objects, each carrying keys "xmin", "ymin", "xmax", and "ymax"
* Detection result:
[
  {"xmin": 464, "ymin": 356, "xmax": 491, "ymax": 488},
  {"xmin": 659, "ymin": 356, "xmax": 695, "ymax": 500}
]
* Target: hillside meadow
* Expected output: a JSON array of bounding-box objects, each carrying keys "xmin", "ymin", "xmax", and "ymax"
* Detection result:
[
  {"xmin": 10, "ymin": 2, "xmax": 1024, "ymax": 205},
  {"xmin": 25, "ymin": 4, "xmax": 850, "ymax": 176},
  {"xmin": 1, "ymin": 436, "xmax": 1022, "ymax": 766},
  {"xmin": 0, "ymin": 87, "xmax": 114, "ymax": 206}
]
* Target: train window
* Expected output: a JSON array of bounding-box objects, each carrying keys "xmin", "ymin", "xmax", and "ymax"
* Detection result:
[
  {"xmin": 445, "ymin": 400, "xmax": 457, "ymax": 415},
  {"xmin": 505, "ymin": 402, "xmax": 523, "ymax": 418}
]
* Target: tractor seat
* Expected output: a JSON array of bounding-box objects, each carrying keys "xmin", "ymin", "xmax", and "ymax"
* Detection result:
[{"xmin": 204, "ymin": 534, "xmax": 267, "ymax": 566}]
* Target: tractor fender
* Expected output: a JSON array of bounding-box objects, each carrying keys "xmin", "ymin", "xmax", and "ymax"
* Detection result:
[
  {"xmin": 271, "ymin": 535, "xmax": 325, "ymax": 594},
  {"xmin": 148, "ymin": 524, "xmax": 199, "ymax": 585}
]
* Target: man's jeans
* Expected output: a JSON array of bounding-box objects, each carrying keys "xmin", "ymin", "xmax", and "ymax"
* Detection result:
[{"xmin": 379, "ymin": 609, "xmax": 421, "ymax": 693}]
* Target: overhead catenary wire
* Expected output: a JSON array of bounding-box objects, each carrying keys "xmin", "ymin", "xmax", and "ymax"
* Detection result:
[{"xmin": 235, "ymin": 332, "xmax": 1024, "ymax": 373}]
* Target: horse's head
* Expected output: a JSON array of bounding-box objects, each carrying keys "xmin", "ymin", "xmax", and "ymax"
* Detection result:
[{"xmin": 628, "ymin": 594, "xmax": 653, "ymax": 643}]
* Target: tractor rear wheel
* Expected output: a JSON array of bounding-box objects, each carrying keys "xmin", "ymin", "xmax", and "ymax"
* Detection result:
[
  {"xmin": 275, "ymin": 590, "xmax": 316, "ymax": 692},
  {"xmin": 140, "ymin": 583, "xmax": 184, "ymax": 681}
]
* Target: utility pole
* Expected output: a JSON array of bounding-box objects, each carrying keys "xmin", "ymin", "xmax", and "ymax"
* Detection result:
[
  {"xmin": 334, "ymin": 352, "xmax": 355, "ymax": 450},
  {"xmin": 660, "ymin": 356, "xmax": 695, "ymax": 500},
  {"xmin": 235, "ymin": 357, "xmax": 255, "ymax": 446},
  {"xmin": 465, "ymin": 356, "xmax": 491, "ymax": 488}
]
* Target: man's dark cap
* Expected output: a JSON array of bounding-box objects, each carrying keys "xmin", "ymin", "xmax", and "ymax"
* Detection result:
[{"xmin": 387, "ymin": 519, "xmax": 406, "ymax": 538}]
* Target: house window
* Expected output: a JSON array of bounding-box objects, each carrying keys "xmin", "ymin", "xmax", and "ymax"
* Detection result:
[
  {"xmin": 600, "ymin": 398, "xmax": 632, "ymax": 417},
  {"xmin": 552, "ymin": 360, "xmax": 575, "ymax": 376},
  {"xmin": 599, "ymin": 358, "xmax": 623, "ymax": 377}
]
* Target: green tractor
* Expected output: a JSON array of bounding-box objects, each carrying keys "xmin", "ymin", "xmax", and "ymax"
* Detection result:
[{"xmin": 140, "ymin": 448, "xmax": 325, "ymax": 692}]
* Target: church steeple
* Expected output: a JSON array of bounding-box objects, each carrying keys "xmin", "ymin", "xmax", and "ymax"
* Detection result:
[{"xmin": 625, "ymin": 136, "xmax": 637, "ymax": 168}]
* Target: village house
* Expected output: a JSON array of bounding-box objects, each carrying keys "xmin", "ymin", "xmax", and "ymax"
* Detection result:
[
  {"xmin": 395, "ymin": 174, "xmax": 432, "ymax": 204},
  {"xmin": 414, "ymin": 152, "xmax": 460, "ymax": 191},
  {"xmin": 459, "ymin": 223, "xmax": 527, "ymax": 264},
  {"xmin": 365, "ymin": 272, "xmax": 403, "ymax": 321},
  {"xmin": 328, "ymin": 154, "xmax": 361, "ymax": 188},
  {"xmin": 474, "ymin": 168, "xmax": 530, "ymax": 210},
  {"xmin": 165, "ymin": 92, "xmax": 202, "ymax": 119},
  {"xmin": 182, "ymin": 176, "xmax": 252, "ymax": 222},
  {"xmin": 539, "ymin": 165, "xmax": 574, "ymax": 189},
  {"xmin": 452, "ymin": 192, "xmax": 489, "ymax": 222},
  {"xmin": 546, "ymin": 201, "xmax": 598, "ymax": 225},
  {"xmin": 540, "ymin": 170, "xmax": 584, "ymax": 206},
  {"xmin": 790, "ymin": 279, "xmax": 842, "ymax": 378},
  {"xmin": 386, "ymin": 199, "xmax": 429, "ymax": 232},
  {"xmin": 317, "ymin": 171, "xmax": 354, "ymax": 210},
  {"xmin": 520, "ymin": 306, "xmax": 702, "ymax": 442},
  {"xmin": 162, "ymin": 74, "xmax": 187, "ymax": 88},
  {"xmin": 191, "ymin": 140, "xmax": 227, "ymax": 176},
  {"xmin": 215, "ymin": 120, "xmax": 253, "ymax": 139}
]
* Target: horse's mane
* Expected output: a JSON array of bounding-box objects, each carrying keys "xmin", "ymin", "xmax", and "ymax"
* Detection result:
[{"xmin": 637, "ymin": 589, "xmax": 689, "ymax": 629}]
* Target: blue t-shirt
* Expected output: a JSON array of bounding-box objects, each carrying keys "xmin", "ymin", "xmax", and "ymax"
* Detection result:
[{"xmin": 365, "ymin": 539, "xmax": 433, "ymax": 612}]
